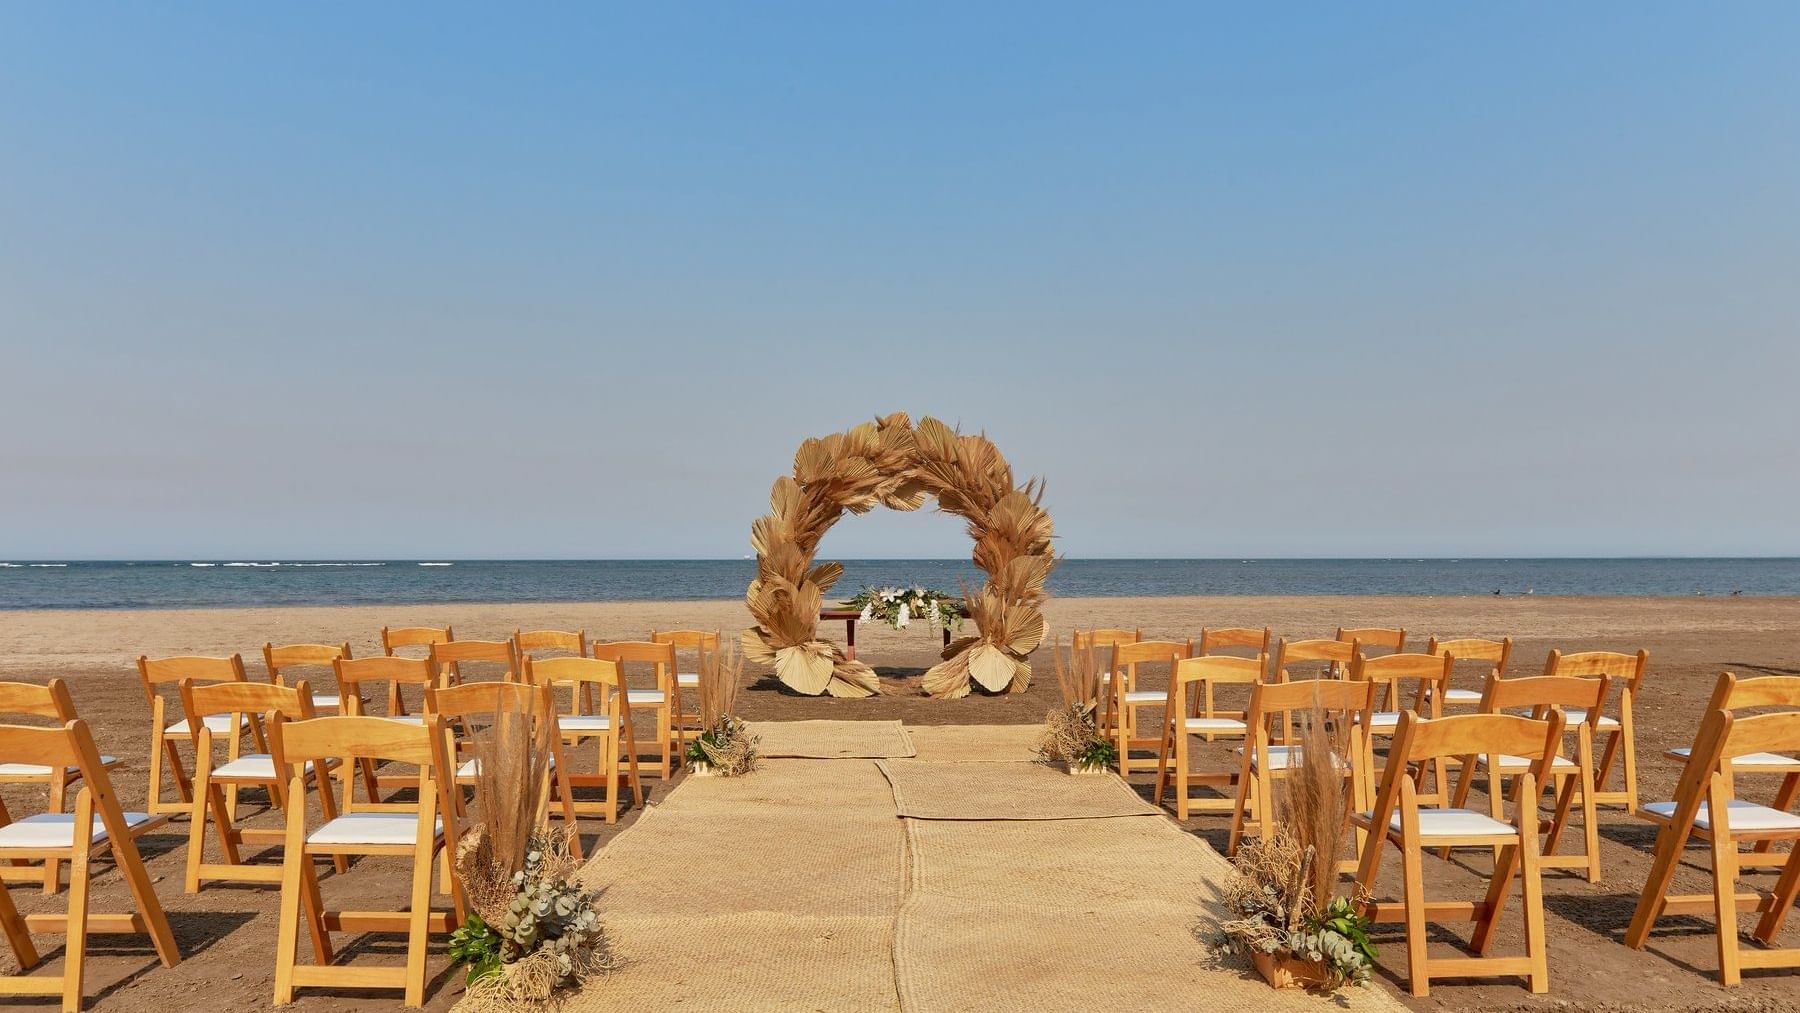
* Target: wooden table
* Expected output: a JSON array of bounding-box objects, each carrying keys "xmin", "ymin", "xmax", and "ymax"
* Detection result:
[{"xmin": 819, "ymin": 608, "xmax": 954, "ymax": 662}]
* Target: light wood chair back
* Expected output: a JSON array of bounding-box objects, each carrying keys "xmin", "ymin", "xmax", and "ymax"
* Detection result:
[
  {"xmin": 381, "ymin": 625, "xmax": 453, "ymax": 656},
  {"xmin": 1426, "ymin": 637, "xmax": 1512, "ymax": 708},
  {"xmin": 0, "ymin": 680, "xmax": 118, "ymax": 894},
  {"xmin": 1073, "ymin": 628, "xmax": 1141, "ymax": 651},
  {"xmin": 135, "ymin": 655, "xmax": 256, "ymax": 816},
  {"xmin": 267, "ymin": 712, "xmax": 463, "ymax": 1006},
  {"xmin": 0, "ymin": 719, "xmax": 181, "ymax": 1009},
  {"xmin": 333, "ymin": 656, "xmax": 437, "ymax": 717},
  {"xmin": 515, "ymin": 628, "xmax": 586, "ymax": 659},
  {"xmin": 1197, "ymin": 626, "xmax": 1271, "ymax": 658},
  {"xmin": 1354, "ymin": 709, "xmax": 1563, "ymax": 997},
  {"xmin": 1270, "ymin": 637, "xmax": 1357, "ymax": 681},
  {"xmin": 263, "ymin": 642, "xmax": 354, "ymax": 713},
  {"xmin": 1339, "ymin": 626, "xmax": 1406, "ymax": 654},
  {"xmin": 428, "ymin": 638, "xmax": 519, "ymax": 684},
  {"xmin": 0, "ymin": 680, "xmax": 78, "ymax": 721}
]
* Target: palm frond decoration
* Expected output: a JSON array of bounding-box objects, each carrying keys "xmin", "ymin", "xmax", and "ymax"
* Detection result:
[{"xmin": 743, "ymin": 412, "xmax": 1057, "ymax": 698}]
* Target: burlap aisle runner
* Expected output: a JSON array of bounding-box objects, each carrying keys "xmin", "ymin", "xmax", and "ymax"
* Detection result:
[
  {"xmin": 904, "ymin": 724, "xmax": 1043, "ymax": 763},
  {"xmin": 751, "ymin": 719, "xmax": 917, "ymax": 758},
  {"xmin": 879, "ymin": 759, "xmax": 1162, "ymax": 820}
]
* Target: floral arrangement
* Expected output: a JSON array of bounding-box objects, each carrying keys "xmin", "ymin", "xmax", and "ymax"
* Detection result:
[
  {"xmin": 843, "ymin": 585, "xmax": 965, "ymax": 633},
  {"xmin": 450, "ymin": 698, "xmax": 610, "ymax": 1010},
  {"xmin": 684, "ymin": 637, "xmax": 759, "ymax": 777},
  {"xmin": 1216, "ymin": 708, "xmax": 1375, "ymax": 991},
  {"xmin": 1038, "ymin": 636, "xmax": 1118, "ymax": 772}
]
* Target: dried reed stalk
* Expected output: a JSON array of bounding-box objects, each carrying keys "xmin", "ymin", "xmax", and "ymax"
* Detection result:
[
  {"xmin": 1051, "ymin": 635, "xmax": 1102, "ymax": 711},
  {"xmin": 1279, "ymin": 700, "xmax": 1352, "ymax": 916},
  {"xmin": 742, "ymin": 411, "xmax": 1057, "ymax": 699},
  {"xmin": 458, "ymin": 691, "xmax": 555, "ymax": 924},
  {"xmin": 697, "ymin": 634, "xmax": 743, "ymax": 728}
]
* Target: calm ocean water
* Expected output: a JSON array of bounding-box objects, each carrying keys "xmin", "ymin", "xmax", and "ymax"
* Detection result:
[{"xmin": 1, "ymin": 558, "xmax": 1797, "ymax": 611}]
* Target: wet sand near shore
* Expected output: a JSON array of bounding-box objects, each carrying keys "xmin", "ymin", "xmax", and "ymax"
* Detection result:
[{"xmin": 0, "ymin": 594, "xmax": 1795, "ymax": 1011}]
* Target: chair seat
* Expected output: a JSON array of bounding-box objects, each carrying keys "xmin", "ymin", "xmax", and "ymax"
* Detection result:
[
  {"xmin": 676, "ymin": 672, "xmax": 699, "ymax": 687},
  {"xmin": 1428, "ymin": 687, "xmax": 1485, "ymax": 704},
  {"xmin": 308, "ymin": 812, "xmax": 444, "ymax": 846},
  {"xmin": 212, "ymin": 754, "xmax": 328, "ymax": 779},
  {"xmin": 1475, "ymin": 753, "xmax": 1579, "ymax": 772},
  {"xmin": 166, "ymin": 714, "xmax": 250, "ymax": 736},
  {"xmin": 1123, "ymin": 690, "xmax": 1163, "ymax": 705},
  {"xmin": 1184, "ymin": 717, "xmax": 1247, "ymax": 734},
  {"xmin": 1642, "ymin": 799, "xmax": 1800, "ymax": 833},
  {"xmin": 1664, "ymin": 746, "xmax": 1799, "ymax": 770},
  {"xmin": 627, "ymin": 690, "xmax": 666, "ymax": 706},
  {"xmin": 387, "ymin": 714, "xmax": 426, "ymax": 725},
  {"xmin": 1240, "ymin": 745, "xmax": 1346, "ymax": 771},
  {"xmin": 312, "ymin": 693, "xmax": 352, "ymax": 709},
  {"xmin": 0, "ymin": 756, "xmax": 119, "ymax": 777},
  {"xmin": 0, "ymin": 811, "xmax": 157, "ymax": 848},
  {"xmin": 1561, "ymin": 708, "xmax": 1621, "ymax": 731},
  {"xmin": 457, "ymin": 756, "xmax": 554, "ymax": 779},
  {"xmin": 1376, "ymin": 807, "xmax": 1516, "ymax": 840},
  {"xmin": 1356, "ymin": 711, "xmax": 1402, "ymax": 729},
  {"xmin": 560, "ymin": 715, "xmax": 612, "ymax": 733}
]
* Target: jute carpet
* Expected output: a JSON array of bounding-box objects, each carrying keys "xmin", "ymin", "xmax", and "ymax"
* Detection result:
[
  {"xmin": 567, "ymin": 723, "xmax": 1401, "ymax": 1012},
  {"xmin": 904, "ymin": 723, "xmax": 1043, "ymax": 762},
  {"xmin": 750, "ymin": 718, "xmax": 917, "ymax": 758},
  {"xmin": 878, "ymin": 759, "xmax": 1162, "ymax": 820}
]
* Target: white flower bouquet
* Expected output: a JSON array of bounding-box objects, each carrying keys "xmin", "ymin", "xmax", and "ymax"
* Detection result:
[{"xmin": 842, "ymin": 586, "xmax": 965, "ymax": 633}]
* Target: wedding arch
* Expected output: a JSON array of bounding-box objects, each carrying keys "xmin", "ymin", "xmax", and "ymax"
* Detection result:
[{"xmin": 741, "ymin": 412, "xmax": 1055, "ymax": 698}]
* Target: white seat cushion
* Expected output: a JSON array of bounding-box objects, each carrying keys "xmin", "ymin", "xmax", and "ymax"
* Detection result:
[
  {"xmin": 1241, "ymin": 746, "xmax": 1346, "ymax": 771},
  {"xmin": 312, "ymin": 693, "xmax": 348, "ymax": 709},
  {"xmin": 166, "ymin": 714, "xmax": 250, "ymax": 735},
  {"xmin": 1123, "ymin": 690, "xmax": 1163, "ymax": 705},
  {"xmin": 387, "ymin": 714, "xmax": 426, "ymax": 725},
  {"xmin": 1665, "ymin": 746, "xmax": 1798, "ymax": 769},
  {"xmin": 1378, "ymin": 808, "xmax": 1516, "ymax": 839},
  {"xmin": 1184, "ymin": 717, "xmax": 1247, "ymax": 734},
  {"xmin": 0, "ymin": 811, "xmax": 155, "ymax": 848},
  {"xmin": 1439, "ymin": 688, "xmax": 1484, "ymax": 704},
  {"xmin": 1560, "ymin": 708, "xmax": 1621, "ymax": 731},
  {"xmin": 676, "ymin": 672, "xmax": 699, "ymax": 687},
  {"xmin": 1475, "ymin": 753, "xmax": 1579, "ymax": 772},
  {"xmin": 1356, "ymin": 711, "xmax": 1401, "ymax": 729},
  {"xmin": 457, "ymin": 756, "xmax": 553, "ymax": 779},
  {"xmin": 212, "ymin": 754, "xmax": 327, "ymax": 779},
  {"xmin": 1642, "ymin": 799, "xmax": 1800, "ymax": 833},
  {"xmin": 308, "ymin": 812, "xmax": 443, "ymax": 846},
  {"xmin": 0, "ymin": 756, "xmax": 119, "ymax": 777},
  {"xmin": 627, "ymin": 690, "xmax": 666, "ymax": 706},
  {"xmin": 559, "ymin": 715, "xmax": 612, "ymax": 733}
]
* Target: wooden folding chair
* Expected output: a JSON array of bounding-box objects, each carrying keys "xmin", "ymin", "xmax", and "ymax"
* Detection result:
[
  {"xmin": 1544, "ymin": 648, "xmax": 1648, "ymax": 812},
  {"xmin": 1270, "ymin": 637, "xmax": 1357, "ymax": 682},
  {"xmin": 1104, "ymin": 640, "xmax": 1192, "ymax": 776},
  {"xmin": 591, "ymin": 641, "xmax": 680, "ymax": 778},
  {"xmin": 517, "ymin": 627, "xmax": 590, "ymax": 712},
  {"xmin": 1426, "ymin": 636, "xmax": 1512, "ymax": 709},
  {"xmin": 1625, "ymin": 705, "xmax": 1800, "ymax": 985},
  {"xmin": 427, "ymin": 638, "xmax": 519, "ymax": 687},
  {"xmin": 427, "ymin": 680, "xmax": 580, "ymax": 854},
  {"xmin": 1351, "ymin": 651, "xmax": 1454, "ymax": 808},
  {"xmin": 1662, "ymin": 672, "xmax": 1800, "ymax": 870},
  {"xmin": 1354, "ymin": 710, "xmax": 1563, "ymax": 997},
  {"xmin": 136, "ymin": 655, "xmax": 262, "ymax": 816},
  {"xmin": 180, "ymin": 678, "xmax": 341, "ymax": 891},
  {"xmin": 0, "ymin": 681, "xmax": 123, "ymax": 894},
  {"xmin": 1155, "ymin": 655, "xmax": 1260, "ymax": 819},
  {"xmin": 0, "ymin": 718, "xmax": 181, "ymax": 1012},
  {"xmin": 1228, "ymin": 676, "xmax": 1377, "ymax": 869},
  {"xmin": 334, "ymin": 655, "xmax": 440, "ymax": 799},
  {"xmin": 1450, "ymin": 672, "xmax": 1608, "ymax": 882},
  {"xmin": 1191, "ymin": 627, "xmax": 1272, "ymax": 717},
  {"xmin": 379, "ymin": 625, "xmax": 453, "ymax": 716},
  {"xmin": 523, "ymin": 657, "xmax": 642, "ymax": 823},
  {"xmin": 269, "ymin": 713, "xmax": 464, "ymax": 1008},
  {"xmin": 652, "ymin": 629, "xmax": 719, "ymax": 735},
  {"xmin": 263, "ymin": 642, "xmax": 357, "ymax": 713}
]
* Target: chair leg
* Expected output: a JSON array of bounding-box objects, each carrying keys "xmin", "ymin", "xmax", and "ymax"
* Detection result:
[
  {"xmin": 405, "ymin": 837, "xmax": 436, "ymax": 1008},
  {"xmin": 0, "ymin": 871, "xmax": 39, "ymax": 971},
  {"xmin": 1400, "ymin": 837, "xmax": 1430, "ymax": 997},
  {"xmin": 1708, "ymin": 785, "xmax": 1742, "ymax": 986},
  {"xmin": 1519, "ymin": 819, "xmax": 1549, "ymax": 993},
  {"xmin": 273, "ymin": 812, "xmax": 307, "ymax": 1004},
  {"xmin": 62, "ymin": 830, "xmax": 93, "ymax": 1013},
  {"xmin": 1753, "ymin": 839, "xmax": 1800, "ymax": 943}
]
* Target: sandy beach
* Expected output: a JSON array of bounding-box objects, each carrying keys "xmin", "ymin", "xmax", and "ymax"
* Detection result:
[{"xmin": 2, "ymin": 593, "xmax": 1797, "ymax": 1011}]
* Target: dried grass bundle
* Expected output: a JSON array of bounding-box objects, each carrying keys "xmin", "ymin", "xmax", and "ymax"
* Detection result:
[
  {"xmin": 1051, "ymin": 635, "xmax": 1103, "ymax": 711},
  {"xmin": 1280, "ymin": 701, "xmax": 1352, "ymax": 910},
  {"xmin": 742, "ymin": 411, "xmax": 1057, "ymax": 699},
  {"xmin": 457, "ymin": 692, "xmax": 555, "ymax": 924},
  {"xmin": 697, "ymin": 634, "xmax": 743, "ymax": 728}
]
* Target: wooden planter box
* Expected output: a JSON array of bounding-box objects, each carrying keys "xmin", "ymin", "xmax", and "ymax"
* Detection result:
[{"xmin": 1250, "ymin": 949, "xmax": 1331, "ymax": 990}]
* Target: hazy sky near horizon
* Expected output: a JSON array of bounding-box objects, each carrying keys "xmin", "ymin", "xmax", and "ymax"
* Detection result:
[{"xmin": 4, "ymin": 5, "xmax": 1798, "ymax": 560}]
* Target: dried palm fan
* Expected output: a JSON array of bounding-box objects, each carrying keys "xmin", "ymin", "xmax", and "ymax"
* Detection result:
[{"xmin": 744, "ymin": 412, "xmax": 1057, "ymax": 698}]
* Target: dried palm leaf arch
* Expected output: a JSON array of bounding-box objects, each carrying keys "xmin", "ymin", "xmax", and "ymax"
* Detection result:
[{"xmin": 742, "ymin": 413, "xmax": 1055, "ymax": 698}]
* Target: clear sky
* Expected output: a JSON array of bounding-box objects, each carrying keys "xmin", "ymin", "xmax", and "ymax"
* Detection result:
[{"xmin": 3, "ymin": 4, "xmax": 1797, "ymax": 560}]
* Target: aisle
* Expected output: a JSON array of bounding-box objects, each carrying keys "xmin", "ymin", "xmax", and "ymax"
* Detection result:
[{"xmin": 570, "ymin": 722, "xmax": 1402, "ymax": 1012}]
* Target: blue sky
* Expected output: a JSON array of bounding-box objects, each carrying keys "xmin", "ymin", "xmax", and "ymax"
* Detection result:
[{"xmin": 3, "ymin": 4, "xmax": 1797, "ymax": 559}]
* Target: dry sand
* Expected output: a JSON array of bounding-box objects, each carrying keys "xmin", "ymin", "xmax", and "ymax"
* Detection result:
[{"xmin": 0, "ymin": 594, "xmax": 1795, "ymax": 1011}]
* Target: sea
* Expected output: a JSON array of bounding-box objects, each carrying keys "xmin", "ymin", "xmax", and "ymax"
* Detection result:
[{"xmin": 1, "ymin": 558, "xmax": 1797, "ymax": 611}]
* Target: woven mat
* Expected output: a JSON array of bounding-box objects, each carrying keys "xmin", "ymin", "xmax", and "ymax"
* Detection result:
[
  {"xmin": 904, "ymin": 816, "xmax": 1227, "ymax": 907},
  {"xmin": 751, "ymin": 719, "xmax": 918, "ymax": 758},
  {"xmin": 904, "ymin": 724, "xmax": 1044, "ymax": 762},
  {"xmin": 878, "ymin": 760, "xmax": 1161, "ymax": 820},
  {"xmin": 579, "ymin": 913, "xmax": 900, "ymax": 1011}
]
